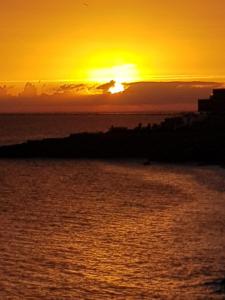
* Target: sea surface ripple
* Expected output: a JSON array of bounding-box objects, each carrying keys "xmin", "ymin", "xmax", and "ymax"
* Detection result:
[{"xmin": 0, "ymin": 160, "xmax": 225, "ymax": 299}]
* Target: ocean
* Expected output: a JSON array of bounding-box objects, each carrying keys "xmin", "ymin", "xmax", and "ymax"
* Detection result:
[
  {"xmin": 0, "ymin": 113, "xmax": 173, "ymax": 146},
  {"xmin": 0, "ymin": 114, "xmax": 225, "ymax": 299}
]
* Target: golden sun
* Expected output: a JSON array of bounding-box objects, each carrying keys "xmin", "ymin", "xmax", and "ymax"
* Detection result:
[{"xmin": 109, "ymin": 81, "xmax": 125, "ymax": 94}]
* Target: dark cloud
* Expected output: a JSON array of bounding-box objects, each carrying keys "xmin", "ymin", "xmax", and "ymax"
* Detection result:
[
  {"xmin": 19, "ymin": 82, "xmax": 37, "ymax": 98},
  {"xmin": 0, "ymin": 81, "xmax": 224, "ymax": 112},
  {"xmin": 97, "ymin": 80, "xmax": 115, "ymax": 93},
  {"xmin": 121, "ymin": 81, "xmax": 224, "ymax": 108},
  {"xmin": 0, "ymin": 85, "xmax": 9, "ymax": 98},
  {"xmin": 57, "ymin": 84, "xmax": 86, "ymax": 94}
]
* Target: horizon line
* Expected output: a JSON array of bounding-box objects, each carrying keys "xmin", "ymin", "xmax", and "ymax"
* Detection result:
[{"xmin": 1, "ymin": 75, "xmax": 225, "ymax": 84}]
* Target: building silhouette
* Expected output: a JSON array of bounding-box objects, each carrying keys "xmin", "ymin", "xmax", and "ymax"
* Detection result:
[{"xmin": 198, "ymin": 89, "xmax": 225, "ymax": 112}]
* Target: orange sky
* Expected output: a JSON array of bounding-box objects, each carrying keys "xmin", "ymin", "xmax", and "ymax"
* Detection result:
[{"xmin": 1, "ymin": 0, "xmax": 225, "ymax": 83}]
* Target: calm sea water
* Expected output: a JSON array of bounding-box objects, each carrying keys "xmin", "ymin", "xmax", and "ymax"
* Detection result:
[
  {"xmin": 0, "ymin": 160, "xmax": 225, "ymax": 299},
  {"xmin": 0, "ymin": 113, "xmax": 173, "ymax": 146},
  {"xmin": 0, "ymin": 114, "xmax": 225, "ymax": 299}
]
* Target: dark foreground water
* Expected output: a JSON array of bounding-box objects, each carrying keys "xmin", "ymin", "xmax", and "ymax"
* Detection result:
[{"xmin": 0, "ymin": 160, "xmax": 225, "ymax": 299}]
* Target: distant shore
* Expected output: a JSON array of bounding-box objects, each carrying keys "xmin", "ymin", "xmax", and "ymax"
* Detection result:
[{"xmin": 0, "ymin": 113, "xmax": 225, "ymax": 165}]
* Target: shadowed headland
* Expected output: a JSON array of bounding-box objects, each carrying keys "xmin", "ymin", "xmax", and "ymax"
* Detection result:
[{"xmin": 0, "ymin": 89, "xmax": 225, "ymax": 164}]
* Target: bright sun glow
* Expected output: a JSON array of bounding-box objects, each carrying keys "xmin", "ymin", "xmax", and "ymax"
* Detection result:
[
  {"xmin": 88, "ymin": 64, "xmax": 139, "ymax": 83},
  {"xmin": 109, "ymin": 81, "xmax": 125, "ymax": 94}
]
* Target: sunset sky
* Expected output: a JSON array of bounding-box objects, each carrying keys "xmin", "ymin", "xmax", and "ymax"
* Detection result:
[{"xmin": 1, "ymin": 0, "xmax": 225, "ymax": 83}]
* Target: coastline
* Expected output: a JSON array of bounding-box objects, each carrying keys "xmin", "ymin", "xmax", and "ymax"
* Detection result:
[{"xmin": 0, "ymin": 112, "xmax": 225, "ymax": 165}]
